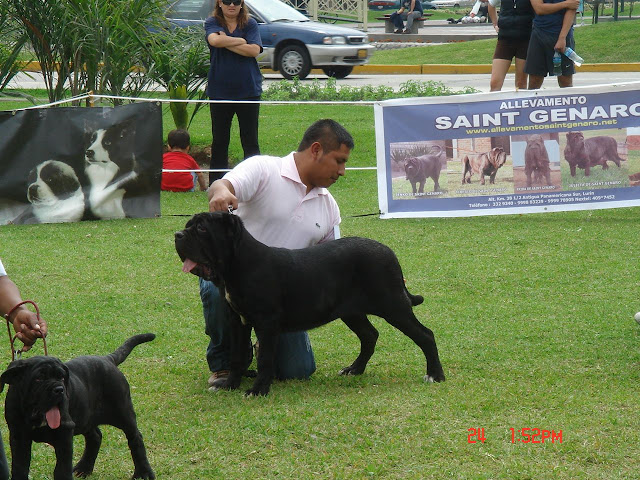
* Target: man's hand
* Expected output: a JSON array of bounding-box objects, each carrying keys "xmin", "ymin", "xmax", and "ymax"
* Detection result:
[
  {"xmin": 564, "ymin": 0, "xmax": 579, "ymax": 9},
  {"xmin": 11, "ymin": 308, "xmax": 47, "ymax": 351},
  {"xmin": 208, "ymin": 179, "xmax": 239, "ymax": 212},
  {"xmin": 554, "ymin": 36, "xmax": 567, "ymax": 53}
]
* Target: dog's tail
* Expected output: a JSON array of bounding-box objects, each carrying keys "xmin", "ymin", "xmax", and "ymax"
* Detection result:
[
  {"xmin": 107, "ymin": 333, "xmax": 155, "ymax": 366},
  {"xmin": 405, "ymin": 286, "xmax": 424, "ymax": 306}
]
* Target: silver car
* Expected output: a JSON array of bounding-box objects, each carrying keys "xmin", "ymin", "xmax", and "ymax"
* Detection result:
[{"xmin": 166, "ymin": 0, "xmax": 375, "ymax": 79}]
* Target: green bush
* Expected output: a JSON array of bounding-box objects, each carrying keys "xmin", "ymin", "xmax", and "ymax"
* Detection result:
[{"xmin": 262, "ymin": 77, "xmax": 478, "ymax": 101}]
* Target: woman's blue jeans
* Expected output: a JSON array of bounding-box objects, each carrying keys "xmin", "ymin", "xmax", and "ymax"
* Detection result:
[{"xmin": 199, "ymin": 278, "xmax": 316, "ymax": 380}]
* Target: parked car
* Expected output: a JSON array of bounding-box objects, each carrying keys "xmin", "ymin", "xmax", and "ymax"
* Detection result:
[
  {"xmin": 432, "ymin": 0, "xmax": 475, "ymax": 8},
  {"xmin": 368, "ymin": 0, "xmax": 399, "ymax": 9},
  {"xmin": 166, "ymin": 0, "xmax": 374, "ymax": 79},
  {"xmin": 368, "ymin": 0, "xmax": 437, "ymax": 10}
]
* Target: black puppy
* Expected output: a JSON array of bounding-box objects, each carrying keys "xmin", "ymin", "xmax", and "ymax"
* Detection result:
[
  {"xmin": 0, "ymin": 334, "xmax": 156, "ymax": 480},
  {"xmin": 175, "ymin": 212, "xmax": 445, "ymax": 397}
]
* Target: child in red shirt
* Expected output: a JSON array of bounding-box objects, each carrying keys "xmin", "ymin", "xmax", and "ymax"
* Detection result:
[{"xmin": 162, "ymin": 129, "xmax": 207, "ymax": 192}]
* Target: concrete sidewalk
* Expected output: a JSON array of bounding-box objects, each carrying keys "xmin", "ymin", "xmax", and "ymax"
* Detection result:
[
  {"xmin": 366, "ymin": 19, "xmax": 498, "ymax": 43},
  {"xmin": 10, "ymin": 70, "xmax": 640, "ymax": 96}
]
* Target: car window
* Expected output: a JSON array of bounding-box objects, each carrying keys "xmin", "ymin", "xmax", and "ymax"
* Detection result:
[
  {"xmin": 246, "ymin": 0, "xmax": 309, "ymax": 22},
  {"xmin": 167, "ymin": 0, "xmax": 214, "ymax": 20}
]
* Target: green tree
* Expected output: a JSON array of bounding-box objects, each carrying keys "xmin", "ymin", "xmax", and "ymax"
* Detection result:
[
  {"xmin": 0, "ymin": 3, "xmax": 27, "ymax": 93},
  {"xmin": 142, "ymin": 25, "xmax": 209, "ymax": 129},
  {"xmin": 6, "ymin": 0, "xmax": 166, "ymax": 105}
]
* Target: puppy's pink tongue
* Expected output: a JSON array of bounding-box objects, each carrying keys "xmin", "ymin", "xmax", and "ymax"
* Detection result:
[
  {"xmin": 182, "ymin": 259, "xmax": 197, "ymax": 273},
  {"xmin": 46, "ymin": 406, "xmax": 61, "ymax": 429}
]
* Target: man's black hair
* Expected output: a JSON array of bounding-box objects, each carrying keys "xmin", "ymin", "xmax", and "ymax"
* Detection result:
[
  {"xmin": 297, "ymin": 119, "xmax": 354, "ymax": 153},
  {"xmin": 167, "ymin": 129, "xmax": 191, "ymax": 150}
]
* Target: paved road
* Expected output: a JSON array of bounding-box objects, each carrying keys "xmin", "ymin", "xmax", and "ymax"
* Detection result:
[
  {"xmin": 263, "ymin": 71, "xmax": 640, "ymax": 93},
  {"xmin": 10, "ymin": 70, "xmax": 640, "ymax": 97}
]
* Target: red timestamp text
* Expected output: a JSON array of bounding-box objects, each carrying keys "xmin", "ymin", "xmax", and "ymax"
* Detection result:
[
  {"xmin": 510, "ymin": 428, "xmax": 563, "ymax": 444},
  {"xmin": 467, "ymin": 428, "xmax": 563, "ymax": 444}
]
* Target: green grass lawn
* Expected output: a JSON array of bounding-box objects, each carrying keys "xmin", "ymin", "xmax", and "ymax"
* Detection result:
[
  {"xmin": 370, "ymin": 18, "xmax": 640, "ymax": 64},
  {"xmin": 2, "ymin": 173, "xmax": 639, "ymax": 479},
  {"xmin": 1, "ymin": 47, "xmax": 640, "ymax": 479}
]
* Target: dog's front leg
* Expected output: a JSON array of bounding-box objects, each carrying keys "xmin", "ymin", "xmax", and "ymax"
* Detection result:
[
  {"xmin": 219, "ymin": 320, "xmax": 252, "ymax": 391},
  {"xmin": 73, "ymin": 427, "xmax": 102, "ymax": 477},
  {"xmin": 8, "ymin": 429, "xmax": 33, "ymax": 480},
  {"xmin": 246, "ymin": 325, "xmax": 277, "ymax": 396},
  {"xmin": 52, "ymin": 430, "xmax": 75, "ymax": 480}
]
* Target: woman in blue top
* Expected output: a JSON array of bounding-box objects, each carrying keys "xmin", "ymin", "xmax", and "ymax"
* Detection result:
[{"xmin": 205, "ymin": 0, "xmax": 263, "ymax": 184}]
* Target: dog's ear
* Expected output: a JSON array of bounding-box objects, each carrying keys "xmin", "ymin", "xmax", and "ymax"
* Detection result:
[
  {"xmin": 63, "ymin": 363, "xmax": 70, "ymax": 386},
  {"xmin": 0, "ymin": 360, "xmax": 29, "ymax": 392},
  {"xmin": 218, "ymin": 213, "xmax": 246, "ymax": 253}
]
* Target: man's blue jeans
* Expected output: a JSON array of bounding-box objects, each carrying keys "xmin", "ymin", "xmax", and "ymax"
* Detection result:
[
  {"xmin": 391, "ymin": 11, "xmax": 422, "ymax": 30},
  {"xmin": 199, "ymin": 278, "xmax": 316, "ymax": 380}
]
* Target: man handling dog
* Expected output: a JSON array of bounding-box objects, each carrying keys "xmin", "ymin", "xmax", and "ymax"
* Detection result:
[
  {"xmin": 201, "ymin": 119, "xmax": 353, "ymax": 390},
  {"xmin": 0, "ymin": 257, "xmax": 48, "ymax": 480}
]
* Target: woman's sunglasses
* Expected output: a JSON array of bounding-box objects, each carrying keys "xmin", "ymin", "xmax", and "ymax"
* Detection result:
[{"xmin": 221, "ymin": 0, "xmax": 242, "ymax": 5}]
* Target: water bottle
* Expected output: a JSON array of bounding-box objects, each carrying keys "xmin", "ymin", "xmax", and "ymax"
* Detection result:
[
  {"xmin": 564, "ymin": 47, "xmax": 584, "ymax": 67},
  {"xmin": 552, "ymin": 52, "xmax": 562, "ymax": 76}
]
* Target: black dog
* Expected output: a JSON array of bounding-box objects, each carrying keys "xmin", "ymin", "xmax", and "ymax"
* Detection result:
[
  {"xmin": 175, "ymin": 212, "xmax": 445, "ymax": 397},
  {"xmin": 404, "ymin": 149, "xmax": 443, "ymax": 194},
  {"xmin": 0, "ymin": 334, "xmax": 156, "ymax": 480}
]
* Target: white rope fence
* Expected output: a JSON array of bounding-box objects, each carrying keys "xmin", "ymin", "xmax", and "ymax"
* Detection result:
[{"xmin": 15, "ymin": 93, "xmax": 379, "ymax": 173}]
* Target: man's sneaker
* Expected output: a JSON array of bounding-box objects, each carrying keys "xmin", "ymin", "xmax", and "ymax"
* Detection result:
[
  {"xmin": 403, "ymin": 28, "xmax": 411, "ymax": 34},
  {"xmin": 208, "ymin": 370, "xmax": 230, "ymax": 388},
  {"xmin": 394, "ymin": 28, "xmax": 403, "ymax": 34}
]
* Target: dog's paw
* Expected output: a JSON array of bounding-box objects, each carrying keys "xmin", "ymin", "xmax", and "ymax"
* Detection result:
[
  {"xmin": 423, "ymin": 372, "xmax": 445, "ymax": 383},
  {"xmin": 73, "ymin": 465, "xmax": 93, "ymax": 477},
  {"xmin": 339, "ymin": 365, "xmax": 364, "ymax": 376},
  {"xmin": 244, "ymin": 385, "xmax": 270, "ymax": 397},
  {"xmin": 132, "ymin": 468, "xmax": 155, "ymax": 479}
]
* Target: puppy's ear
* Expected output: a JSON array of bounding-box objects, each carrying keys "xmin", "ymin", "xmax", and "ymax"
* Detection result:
[{"xmin": 0, "ymin": 361, "xmax": 29, "ymax": 392}]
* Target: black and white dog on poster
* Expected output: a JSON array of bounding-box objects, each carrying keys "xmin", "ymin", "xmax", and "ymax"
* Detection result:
[
  {"xmin": 84, "ymin": 119, "xmax": 139, "ymax": 219},
  {"xmin": 12, "ymin": 160, "xmax": 85, "ymax": 224}
]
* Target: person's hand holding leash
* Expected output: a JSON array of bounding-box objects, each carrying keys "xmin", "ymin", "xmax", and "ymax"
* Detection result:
[
  {"xmin": 1, "ymin": 270, "xmax": 48, "ymax": 352},
  {"xmin": 10, "ymin": 307, "xmax": 47, "ymax": 350},
  {"xmin": 207, "ymin": 179, "xmax": 239, "ymax": 212}
]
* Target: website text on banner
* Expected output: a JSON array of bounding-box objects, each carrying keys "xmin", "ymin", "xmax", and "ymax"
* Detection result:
[{"xmin": 375, "ymin": 82, "xmax": 640, "ymax": 219}]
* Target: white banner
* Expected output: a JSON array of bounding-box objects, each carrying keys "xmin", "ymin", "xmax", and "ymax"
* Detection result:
[{"xmin": 375, "ymin": 82, "xmax": 640, "ymax": 218}]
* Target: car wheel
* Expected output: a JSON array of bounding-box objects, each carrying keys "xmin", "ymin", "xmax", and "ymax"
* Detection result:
[
  {"xmin": 278, "ymin": 45, "xmax": 311, "ymax": 80},
  {"xmin": 322, "ymin": 66, "xmax": 354, "ymax": 79}
]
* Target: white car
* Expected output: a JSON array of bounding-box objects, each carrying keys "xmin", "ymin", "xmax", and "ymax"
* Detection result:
[{"xmin": 166, "ymin": 0, "xmax": 375, "ymax": 79}]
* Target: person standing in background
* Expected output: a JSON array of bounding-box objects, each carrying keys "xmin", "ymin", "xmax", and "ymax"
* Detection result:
[
  {"xmin": 525, "ymin": 0, "xmax": 580, "ymax": 89},
  {"xmin": 205, "ymin": 0, "xmax": 263, "ymax": 184},
  {"xmin": 487, "ymin": 0, "xmax": 535, "ymax": 91}
]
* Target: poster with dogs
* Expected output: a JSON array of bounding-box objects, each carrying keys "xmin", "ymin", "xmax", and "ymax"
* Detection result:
[
  {"xmin": 0, "ymin": 102, "xmax": 162, "ymax": 225},
  {"xmin": 375, "ymin": 82, "xmax": 640, "ymax": 218}
]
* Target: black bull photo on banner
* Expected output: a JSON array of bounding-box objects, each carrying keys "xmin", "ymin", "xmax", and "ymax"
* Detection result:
[{"xmin": 0, "ymin": 102, "xmax": 162, "ymax": 225}]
